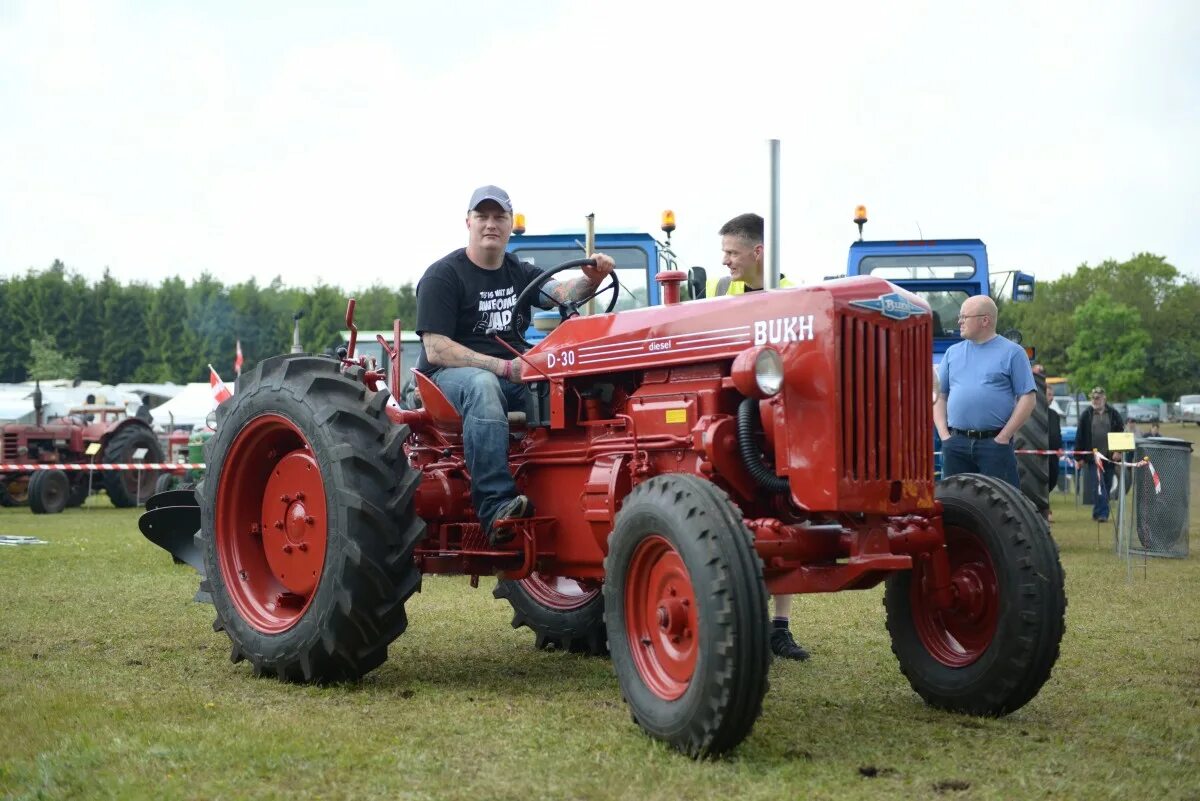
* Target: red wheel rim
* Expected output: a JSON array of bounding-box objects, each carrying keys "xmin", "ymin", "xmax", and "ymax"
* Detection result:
[
  {"xmin": 520, "ymin": 573, "xmax": 600, "ymax": 611},
  {"xmin": 911, "ymin": 525, "xmax": 999, "ymax": 667},
  {"xmin": 215, "ymin": 414, "xmax": 328, "ymax": 634},
  {"xmin": 624, "ymin": 535, "xmax": 698, "ymax": 700}
]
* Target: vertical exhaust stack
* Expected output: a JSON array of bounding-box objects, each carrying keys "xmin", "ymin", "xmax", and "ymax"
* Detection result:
[{"xmin": 33, "ymin": 380, "xmax": 44, "ymax": 428}]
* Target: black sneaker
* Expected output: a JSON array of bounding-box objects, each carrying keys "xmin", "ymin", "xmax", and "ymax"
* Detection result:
[
  {"xmin": 489, "ymin": 495, "xmax": 533, "ymax": 546},
  {"xmin": 770, "ymin": 627, "xmax": 811, "ymax": 661}
]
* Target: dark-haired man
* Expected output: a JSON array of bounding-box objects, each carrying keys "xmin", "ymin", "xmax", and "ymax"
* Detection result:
[{"xmin": 710, "ymin": 213, "xmax": 807, "ymax": 662}]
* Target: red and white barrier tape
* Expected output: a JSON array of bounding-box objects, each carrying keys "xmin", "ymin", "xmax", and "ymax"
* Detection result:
[
  {"xmin": 1014, "ymin": 449, "xmax": 1093, "ymax": 456},
  {"xmin": 1094, "ymin": 450, "xmax": 1161, "ymax": 494},
  {"xmin": 0, "ymin": 463, "xmax": 204, "ymax": 472}
]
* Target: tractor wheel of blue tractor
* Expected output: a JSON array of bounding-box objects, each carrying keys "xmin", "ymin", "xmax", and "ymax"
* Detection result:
[
  {"xmin": 195, "ymin": 354, "xmax": 425, "ymax": 683},
  {"xmin": 884, "ymin": 473, "xmax": 1065, "ymax": 715},
  {"xmin": 604, "ymin": 473, "xmax": 770, "ymax": 758},
  {"xmin": 494, "ymin": 574, "xmax": 607, "ymax": 656}
]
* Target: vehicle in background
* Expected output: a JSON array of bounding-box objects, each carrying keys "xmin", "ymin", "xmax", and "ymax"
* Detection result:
[
  {"xmin": 842, "ymin": 206, "xmax": 1036, "ymax": 365},
  {"xmin": 508, "ymin": 212, "xmax": 698, "ymax": 346},
  {"xmin": 1179, "ymin": 394, "xmax": 1200, "ymax": 424},
  {"xmin": 1125, "ymin": 401, "xmax": 1162, "ymax": 423},
  {"xmin": 842, "ymin": 206, "xmax": 1046, "ymax": 512}
]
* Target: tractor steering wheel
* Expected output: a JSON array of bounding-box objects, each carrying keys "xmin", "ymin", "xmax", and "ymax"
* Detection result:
[{"xmin": 509, "ymin": 258, "xmax": 621, "ymax": 349}]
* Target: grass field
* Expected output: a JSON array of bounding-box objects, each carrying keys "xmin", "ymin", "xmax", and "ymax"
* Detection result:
[{"xmin": 2, "ymin": 427, "xmax": 1198, "ymax": 800}]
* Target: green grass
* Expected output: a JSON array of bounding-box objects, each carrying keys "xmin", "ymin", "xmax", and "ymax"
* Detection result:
[{"xmin": 2, "ymin": 426, "xmax": 1199, "ymax": 800}]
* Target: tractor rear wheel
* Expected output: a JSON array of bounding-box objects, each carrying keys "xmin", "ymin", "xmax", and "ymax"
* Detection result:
[
  {"xmin": 0, "ymin": 476, "xmax": 29, "ymax": 507},
  {"xmin": 29, "ymin": 470, "xmax": 69, "ymax": 514},
  {"xmin": 494, "ymin": 574, "xmax": 607, "ymax": 655},
  {"xmin": 1014, "ymin": 373, "xmax": 1050, "ymax": 513},
  {"xmin": 196, "ymin": 355, "xmax": 424, "ymax": 683},
  {"xmin": 102, "ymin": 424, "xmax": 163, "ymax": 507},
  {"xmin": 604, "ymin": 474, "xmax": 769, "ymax": 758},
  {"xmin": 884, "ymin": 473, "xmax": 1066, "ymax": 716}
]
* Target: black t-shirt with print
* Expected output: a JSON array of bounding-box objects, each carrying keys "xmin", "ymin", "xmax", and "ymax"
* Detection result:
[{"xmin": 414, "ymin": 248, "xmax": 545, "ymax": 372}]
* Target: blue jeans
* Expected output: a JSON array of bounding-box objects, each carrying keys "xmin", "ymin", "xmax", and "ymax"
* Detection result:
[
  {"xmin": 431, "ymin": 367, "xmax": 529, "ymax": 530},
  {"xmin": 941, "ymin": 434, "xmax": 1021, "ymax": 489},
  {"xmin": 1092, "ymin": 461, "xmax": 1116, "ymax": 521}
]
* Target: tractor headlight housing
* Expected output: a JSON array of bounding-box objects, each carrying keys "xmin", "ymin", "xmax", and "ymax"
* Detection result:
[{"xmin": 732, "ymin": 346, "xmax": 784, "ymax": 399}]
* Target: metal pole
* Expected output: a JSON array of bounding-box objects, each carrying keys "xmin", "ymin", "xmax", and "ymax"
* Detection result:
[
  {"xmin": 766, "ymin": 139, "xmax": 781, "ymax": 290},
  {"xmin": 585, "ymin": 213, "xmax": 596, "ymax": 315}
]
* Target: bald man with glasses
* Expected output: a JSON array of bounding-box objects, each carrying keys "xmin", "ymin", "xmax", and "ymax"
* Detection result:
[{"xmin": 934, "ymin": 295, "xmax": 1037, "ymax": 487}]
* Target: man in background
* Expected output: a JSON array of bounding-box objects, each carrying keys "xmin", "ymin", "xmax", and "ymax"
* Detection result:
[{"xmin": 934, "ymin": 295, "xmax": 1037, "ymax": 488}]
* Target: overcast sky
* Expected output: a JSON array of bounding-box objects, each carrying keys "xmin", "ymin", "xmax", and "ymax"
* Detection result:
[{"xmin": 2, "ymin": 1, "xmax": 1197, "ymax": 292}]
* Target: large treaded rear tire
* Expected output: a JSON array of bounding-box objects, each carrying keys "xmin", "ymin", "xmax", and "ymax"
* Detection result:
[
  {"xmin": 605, "ymin": 474, "xmax": 769, "ymax": 758},
  {"xmin": 102, "ymin": 423, "xmax": 164, "ymax": 507},
  {"xmin": 884, "ymin": 473, "xmax": 1066, "ymax": 715},
  {"xmin": 1014, "ymin": 374, "xmax": 1049, "ymax": 512},
  {"xmin": 494, "ymin": 575, "xmax": 607, "ymax": 655},
  {"xmin": 197, "ymin": 355, "xmax": 424, "ymax": 683}
]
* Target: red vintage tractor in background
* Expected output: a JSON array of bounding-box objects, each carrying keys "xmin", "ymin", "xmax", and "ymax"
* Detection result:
[
  {"xmin": 1, "ymin": 387, "xmax": 164, "ymax": 513},
  {"xmin": 139, "ymin": 262, "xmax": 1065, "ymax": 758}
]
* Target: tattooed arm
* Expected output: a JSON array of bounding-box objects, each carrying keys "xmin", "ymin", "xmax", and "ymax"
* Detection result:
[
  {"xmin": 422, "ymin": 333, "xmax": 509, "ymax": 375},
  {"xmin": 537, "ymin": 252, "xmax": 618, "ymax": 307}
]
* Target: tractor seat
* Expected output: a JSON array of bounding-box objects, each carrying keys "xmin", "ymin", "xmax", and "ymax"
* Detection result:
[{"xmin": 410, "ymin": 370, "xmax": 526, "ymax": 433}]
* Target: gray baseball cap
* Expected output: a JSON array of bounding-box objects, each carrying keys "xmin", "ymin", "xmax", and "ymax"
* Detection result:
[{"xmin": 467, "ymin": 185, "xmax": 512, "ymax": 213}]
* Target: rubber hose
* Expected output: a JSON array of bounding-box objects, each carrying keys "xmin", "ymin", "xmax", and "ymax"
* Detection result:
[{"xmin": 737, "ymin": 397, "xmax": 790, "ymax": 494}]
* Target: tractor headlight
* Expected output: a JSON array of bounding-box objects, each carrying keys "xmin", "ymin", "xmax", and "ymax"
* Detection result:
[
  {"xmin": 754, "ymin": 349, "xmax": 784, "ymax": 397},
  {"xmin": 731, "ymin": 346, "xmax": 784, "ymax": 399}
]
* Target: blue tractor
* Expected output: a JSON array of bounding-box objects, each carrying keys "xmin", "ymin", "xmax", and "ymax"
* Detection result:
[
  {"xmin": 843, "ymin": 206, "xmax": 1051, "ymax": 513},
  {"xmin": 506, "ymin": 212, "xmax": 690, "ymax": 342}
]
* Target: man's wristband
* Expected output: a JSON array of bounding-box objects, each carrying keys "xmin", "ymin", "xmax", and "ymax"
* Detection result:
[{"xmin": 502, "ymin": 360, "xmax": 512, "ymax": 381}]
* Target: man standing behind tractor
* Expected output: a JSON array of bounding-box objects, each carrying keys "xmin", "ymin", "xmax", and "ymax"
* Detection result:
[
  {"xmin": 934, "ymin": 295, "xmax": 1037, "ymax": 488},
  {"xmin": 414, "ymin": 185, "xmax": 615, "ymax": 546},
  {"xmin": 711, "ymin": 213, "xmax": 808, "ymax": 662},
  {"xmin": 1075, "ymin": 387, "xmax": 1124, "ymax": 523}
]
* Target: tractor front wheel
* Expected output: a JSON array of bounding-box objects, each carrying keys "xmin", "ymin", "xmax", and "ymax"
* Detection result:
[
  {"xmin": 494, "ymin": 574, "xmax": 607, "ymax": 655},
  {"xmin": 197, "ymin": 355, "xmax": 424, "ymax": 683},
  {"xmin": 884, "ymin": 473, "xmax": 1066, "ymax": 715},
  {"xmin": 29, "ymin": 470, "xmax": 69, "ymax": 514},
  {"xmin": 605, "ymin": 474, "xmax": 769, "ymax": 758}
]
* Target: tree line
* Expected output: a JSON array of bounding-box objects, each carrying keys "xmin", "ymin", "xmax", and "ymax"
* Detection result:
[
  {"xmin": 3, "ymin": 254, "xmax": 1196, "ymax": 400},
  {"xmin": 0, "ymin": 261, "xmax": 416, "ymax": 384},
  {"xmin": 998, "ymin": 253, "xmax": 1199, "ymax": 400}
]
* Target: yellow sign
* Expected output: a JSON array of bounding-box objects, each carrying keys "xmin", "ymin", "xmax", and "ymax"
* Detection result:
[
  {"xmin": 1107, "ymin": 432, "xmax": 1135, "ymax": 452},
  {"xmin": 665, "ymin": 409, "xmax": 687, "ymax": 424},
  {"xmin": 85, "ymin": 442, "xmax": 102, "ymax": 456}
]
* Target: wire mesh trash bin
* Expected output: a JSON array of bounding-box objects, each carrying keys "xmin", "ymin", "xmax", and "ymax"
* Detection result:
[{"xmin": 1131, "ymin": 437, "xmax": 1192, "ymax": 558}]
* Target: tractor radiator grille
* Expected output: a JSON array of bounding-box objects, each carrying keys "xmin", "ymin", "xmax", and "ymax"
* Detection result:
[
  {"xmin": 839, "ymin": 314, "xmax": 932, "ymax": 485},
  {"xmin": 2, "ymin": 434, "xmax": 17, "ymax": 461}
]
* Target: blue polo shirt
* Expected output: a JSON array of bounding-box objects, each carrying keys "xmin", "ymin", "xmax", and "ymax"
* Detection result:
[{"xmin": 939, "ymin": 335, "xmax": 1036, "ymax": 431}]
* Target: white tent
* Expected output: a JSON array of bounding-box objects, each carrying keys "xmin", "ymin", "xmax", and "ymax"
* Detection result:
[{"xmin": 149, "ymin": 383, "xmax": 216, "ymax": 430}]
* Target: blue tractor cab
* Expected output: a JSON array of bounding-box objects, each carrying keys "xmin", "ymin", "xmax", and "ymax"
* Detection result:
[
  {"xmin": 844, "ymin": 206, "xmax": 1038, "ymax": 481},
  {"xmin": 506, "ymin": 212, "xmax": 684, "ymax": 342},
  {"xmin": 844, "ymin": 206, "xmax": 1034, "ymax": 365}
]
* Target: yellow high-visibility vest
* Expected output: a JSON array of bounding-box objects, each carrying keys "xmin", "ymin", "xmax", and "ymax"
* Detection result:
[{"xmin": 706, "ymin": 275, "xmax": 794, "ymax": 296}]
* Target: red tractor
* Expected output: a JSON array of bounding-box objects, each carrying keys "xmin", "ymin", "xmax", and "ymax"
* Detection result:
[
  {"xmin": 1, "ymin": 388, "xmax": 164, "ymax": 513},
  {"xmin": 140, "ymin": 263, "xmax": 1065, "ymax": 757}
]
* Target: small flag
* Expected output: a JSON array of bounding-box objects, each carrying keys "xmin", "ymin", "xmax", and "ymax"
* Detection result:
[
  {"xmin": 235, "ymin": 340, "xmax": 244, "ymax": 376},
  {"xmin": 209, "ymin": 364, "xmax": 233, "ymax": 406}
]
